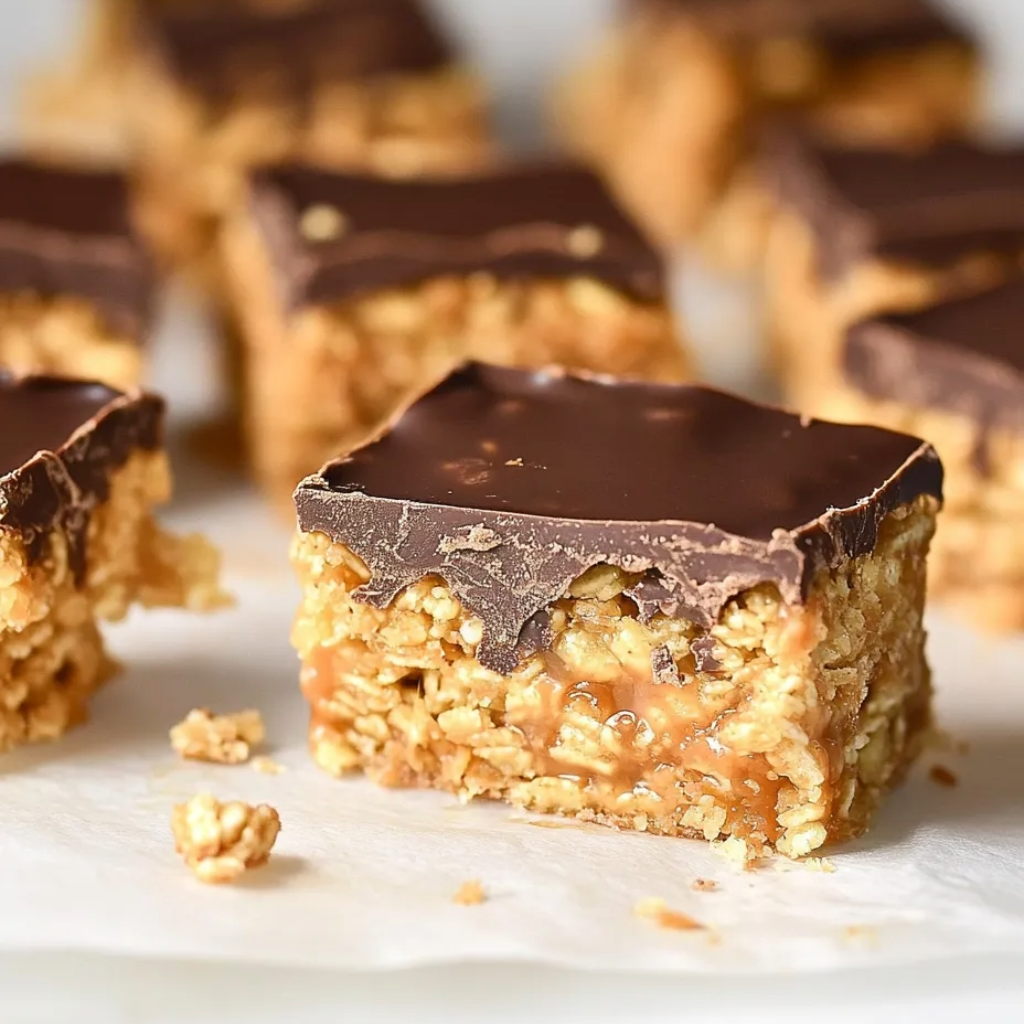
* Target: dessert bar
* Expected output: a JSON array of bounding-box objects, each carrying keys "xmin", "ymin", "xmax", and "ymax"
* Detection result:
[
  {"xmin": 124, "ymin": 0, "xmax": 491, "ymax": 273},
  {"xmin": 291, "ymin": 363, "xmax": 942, "ymax": 859},
  {"xmin": 0, "ymin": 374, "xmax": 225, "ymax": 752},
  {"xmin": 763, "ymin": 136, "xmax": 1024, "ymax": 408},
  {"xmin": 823, "ymin": 281, "xmax": 1024, "ymax": 630},
  {"xmin": 224, "ymin": 164, "xmax": 690, "ymax": 503},
  {"xmin": 0, "ymin": 160, "xmax": 154, "ymax": 389},
  {"xmin": 556, "ymin": 0, "xmax": 978, "ymax": 265}
]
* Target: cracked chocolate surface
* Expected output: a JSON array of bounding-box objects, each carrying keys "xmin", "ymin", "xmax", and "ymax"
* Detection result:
[
  {"xmin": 0, "ymin": 374, "xmax": 163, "ymax": 577},
  {"xmin": 250, "ymin": 163, "xmax": 665, "ymax": 308},
  {"xmin": 0, "ymin": 161, "xmax": 155, "ymax": 340},
  {"xmin": 295, "ymin": 363, "xmax": 942, "ymax": 672}
]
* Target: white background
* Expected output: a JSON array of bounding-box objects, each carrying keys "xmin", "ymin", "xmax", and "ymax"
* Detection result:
[{"xmin": 3, "ymin": 1, "xmax": 1024, "ymax": 1020}]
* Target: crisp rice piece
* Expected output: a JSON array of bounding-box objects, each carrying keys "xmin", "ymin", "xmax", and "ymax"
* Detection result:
[
  {"xmin": 452, "ymin": 880, "xmax": 486, "ymax": 906},
  {"xmin": 169, "ymin": 708, "xmax": 265, "ymax": 765},
  {"xmin": 171, "ymin": 793, "xmax": 281, "ymax": 885},
  {"xmin": 691, "ymin": 878, "xmax": 718, "ymax": 892}
]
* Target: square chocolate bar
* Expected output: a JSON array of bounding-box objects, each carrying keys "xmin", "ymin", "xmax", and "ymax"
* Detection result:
[
  {"xmin": 556, "ymin": 0, "xmax": 978, "ymax": 267},
  {"xmin": 291, "ymin": 363, "xmax": 942, "ymax": 859},
  {"xmin": 224, "ymin": 163, "xmax": 690, "ymax": 504},
  {"xmin": 823, "ymin": 280, "xmax": 1024, "ymax": 631},
  {"xmin": 0, "ymin": 374, "xmax": 225, "ymax": 753},
  {"xmin": 763, "ymin": 136, "xmax": 1024, "ymax": 409},
  {"xmin": 30, "ymin": 0, "xmax": 492, "ymax": 275},
  {"xmin": 0, "ymin": 160, "xmax": 154, "ymax": 390}
]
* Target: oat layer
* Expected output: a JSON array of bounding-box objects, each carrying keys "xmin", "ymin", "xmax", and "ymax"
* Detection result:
[{"xmin": 291, "ymin": 498, "xmax": 936, "ymax": 859}]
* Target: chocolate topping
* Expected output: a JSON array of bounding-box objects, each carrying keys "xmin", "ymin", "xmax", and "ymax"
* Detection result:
[
  {"xmin": 144, "ymin": 0, "xmax": 452, "ymax": 99},
  {"xmin": 632, "ymin": 0, "xmax": 969, "ymax": 54},
  {"xmin": 295, "ymin": 363, "xmax": 942, "ymax": 672},
  {"xmin": 763, "ymin": 135, "xmax": 1024, "ymax": 280},
  {"xmin": 845, "ymin": 279, "xmax": 1024, "ymax": 439},
  {"xmin": 250, "ymin": 164, "xmax": 666, "ymax": 308},
  {"xmin": 0, "ymin": 374, "xmax": 163, "ymax": 577},
  {"xmin": 0, "ymin": 161, "xmax": 154, "ymax": 340}
]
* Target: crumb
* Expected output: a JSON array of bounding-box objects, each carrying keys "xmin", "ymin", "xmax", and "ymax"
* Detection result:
[
  {"xmin": 453, "ymin": 880, "xmax": 486, "ymax": 906},
  {"xmin": 633, "ymin": 897, "xmax": 704, "ymax": 931},
  {"xmin": 691, "ymin": 878, "xmax": 718, "ymax": 892},
  {"xmin": 929, "ymin": 764, "xmax": 958, "ymax": 788},
  {"xmin": 171, "ymin": 793, "xmax": 281, "ymax": 885},
  {"xmin": 803, "ymin": 857, "xmax": 836, "ymax": 873},
  {"xmin": 504, "ymin": 457, "xmax": 523, "ymax": 467},
  {"xmin": 251, "ymin": 756, "xmax": 286, "ymax": 775},
  {"xmin": 712, "ymin": 835, "xmax": 763, "ymax": 870},
  {"xmin": 170, "ymin": 708, "xmax": 265, "ymax": 765},
  {"xmin": 843, "ymin": 924, "xmax": 879, "ymax": 946}
]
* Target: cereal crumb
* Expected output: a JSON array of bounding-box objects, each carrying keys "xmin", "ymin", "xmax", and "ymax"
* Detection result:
[
  {"xmin": 929, "ymin": 764, "xmax": 958, "ymax": 788},
  {"xmin": 171, "ymin": 794, "xmax": 281, "ymax": 885},
  {"xmin": 251, "ymin": 756, "xmax": 286, "ymax": 776},
  {"xmin": 300, "ymin": 204, "xmax": 347, "ymax": 242},
  {"xmin": 453, "ymin": 880, "xmax": 486, "ymax": 906},
  {"xmin": 504, "ymin": 457, "xmax": 524, "ymax": 467},
  {"xmin": 633, "ymin": 897, "xmax": 704, "ymax": 931},
  {"xmin": 691, "ymin": 877, "xmax": 718, "ymax": 892},
  {"xmin": 803, "ymin": 857, "xmax": 836, "ymax": 873},
  {"xmin": 567, "ymin": 224, "xmax": 604, "ymax": 258},
  {"xmin": 713, "ymin": 835, "xmax": 762, "ymax": 870},
  {"xmin": 170, "ymin": 708, "xmax": 266, "ymax": 765}
]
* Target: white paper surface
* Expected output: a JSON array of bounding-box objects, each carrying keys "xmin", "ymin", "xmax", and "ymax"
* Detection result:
[{"xmin": 1, "ymin": 278, "xmax": 1023, "ymax": 976}]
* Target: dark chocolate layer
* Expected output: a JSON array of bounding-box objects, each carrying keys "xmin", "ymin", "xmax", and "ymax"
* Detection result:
[
  {"xmin": 251, "ymin": 163, "xmax": 665, "ymax": 308},
  {"xmin": 0, "ymin": 161, "xmax": 154, "ymax": 339},
  {"xmin": 295, "ymin": 363, "xmax": 942, "ymax": 672},
  {"xmin": 0, "ymin": 374, "xmax": 163, "ymax": 577},
  {"xmin": 633, "ymin": 0, "xmax": 970, "ymax": 54},
  {"xmin": 144, "ymin": 0, "xmax": 452, "ymax": 99},
  {"xmin": 763, "ymin": 135, "xmax": 1024, "ymax": 279},
  {"xmin": 845, "ymin": 279, "xmax": 1024, "ymax": 438}
]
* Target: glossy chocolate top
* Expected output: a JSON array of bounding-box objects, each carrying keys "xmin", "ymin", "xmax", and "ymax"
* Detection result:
[
  {"xmin": 764, "ymin": 135, "xmax": 1024, "ymax": 279},
  {"xmin": 295, "ymin": 363, "xmax": 942, "ymax": 671},
  {"xmin": 144, "ymin": 0, "xmax": 452, "ymax": 97},
  {"xmin": 846, "ymin": 279, "xmax": 1024, "ymax": 438},
  {"xmin": 0, "ymin": 161, "xmax": 154, "ymax": 339},
  {"xmin": 633, "ymin": 0, "xmax": 969, "ymax": 53},
  {"xmin": 0, "ymin": 374, "xmax": 163, "ymax": 577},
  {"xmin": 251, "ymin": 164, "xmax": 666, "ymax": 308}
]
